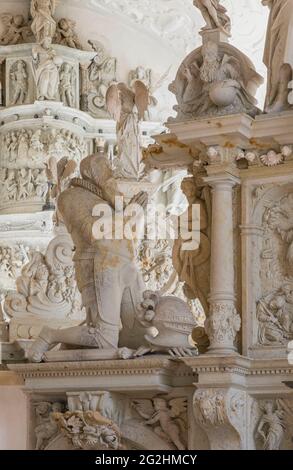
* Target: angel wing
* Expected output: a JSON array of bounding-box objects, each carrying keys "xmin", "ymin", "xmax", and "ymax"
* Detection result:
[
  {"xmin": 133, "ymin": 80, "xmax": 149, "ymax": 121},
  {"xmin": 169, "ymin": 398, "xmax": 187, "ymax": 418},
  {"xmin": 106, "ymin": 84, "xmax": 121, "ymax": 122},
  {"xmin": 131, "ymin": 399, "xmax": 154, "ymax": 420}
]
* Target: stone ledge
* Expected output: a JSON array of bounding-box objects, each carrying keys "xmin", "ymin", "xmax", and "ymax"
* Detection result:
[{"xmin": 8, "ymin": 356, "xmax": 197, "ymax": 393}]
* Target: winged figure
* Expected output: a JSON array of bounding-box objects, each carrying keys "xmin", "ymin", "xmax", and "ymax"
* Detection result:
[
  {"xmin": 106, "ymin": 80, "xmax": 149, "ymax": 180},
  {"xmin": 131, "ymin": 396, "xmax": 187, "ymax": 450}
]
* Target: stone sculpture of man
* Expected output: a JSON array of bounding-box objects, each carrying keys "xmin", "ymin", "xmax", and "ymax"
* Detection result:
[
  {"xmin": 262, "ymin": 0, "xmax": 293, "ymax": 112},
  {"xmin": 31, "ymin": 0, "xmax": 58, "ymax": 43},
  {"xmin": 32, "ymin": 36, "xmax": 62, "ymax": 101},
  {"xmin": 28, "ymin": 154, "xmax": 148, "ymax": 362},
  {"xmin": 193, "ymin": 0, "xmax": 231, "ymax": 35}
]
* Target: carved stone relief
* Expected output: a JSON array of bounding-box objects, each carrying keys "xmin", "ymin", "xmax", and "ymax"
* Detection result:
[
  {"xmin": 194, "ymin": 388, "xmax": 246, "ymax": 450},
  {"xmin": 0, "ymin": 128, "xmax": 88, "ymax": 169},
  {"xmin": 0, "ymin": 14, "xmax": 32, "ymax": 45},
  {"xmin": 86, "ymin": 41, "xmax": 117, "ymax": 117},
  {"xmin": 4, "ymin": 233, "xmax": 85, "ymax": 341},
  {"xmin": 6, "ymin": 57, "xmax": 35, "ymax": 106},
  {"xmin": 0, "ymin": 168, "xmax": 48, "ymax": 210},
  {"xmin": 169, "ymin": 40, "xmax": 263, "ymax": 120},
  {"xmin": 32, "ymin": 392, "xmax": 190, "ymax": 451},
  {"xmin": 0, "ymin": 244, "xmax": 30, "ymax": 283},
  {"xmin": 255, "ymin": 399, "xmax": 293, "ymax": 450},
  {"xmin": 255, "ymin": 191, "xmax": 293, "ymax": 346},
  {"xmin": 131, "ymin": 397, "xmax": 188, "ymax": 450}
]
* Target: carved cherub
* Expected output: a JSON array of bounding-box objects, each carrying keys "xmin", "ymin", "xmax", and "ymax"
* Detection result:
[
  {"xmin": 0, "ymin": 14, "xmax": 31, "ymax": 45},
  {"xmin": 132, "ymin": 397, "xmax": 187, "ymax": 450},
  {"xmin": 55, "ymin": 18, "xmax": 83, "ymax": 49}
]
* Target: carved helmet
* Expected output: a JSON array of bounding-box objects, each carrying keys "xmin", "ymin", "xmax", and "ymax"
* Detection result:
[{"xmin": 142, "ymin": 291, "xmax": 197, "ymax": 348}]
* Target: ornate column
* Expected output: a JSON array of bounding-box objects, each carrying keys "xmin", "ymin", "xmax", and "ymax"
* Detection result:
[{"xmin": 205, "ymin": 170, "xmax": 241, "ymax": 355}]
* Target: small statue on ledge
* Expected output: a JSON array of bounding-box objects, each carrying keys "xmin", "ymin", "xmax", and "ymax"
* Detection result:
[
  {"xmin": 193, "ymin": 0, "xmax": 231, "ymax": 35},
  {"xmin": 32, "ymin": 36, "xmax": 63, "ymax": 101},
  {"xmin": 30, "ymin": 0, "xmax": 58, "ymax": 43}
]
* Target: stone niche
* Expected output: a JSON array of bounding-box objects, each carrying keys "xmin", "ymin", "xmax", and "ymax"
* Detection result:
[
  {"xmin": 1, "ymin": 44, "xmax": 95, "ymax": 110},
  {"xmin": 242, "ymin": 172, "xmax": 293, "ymax": 359}
]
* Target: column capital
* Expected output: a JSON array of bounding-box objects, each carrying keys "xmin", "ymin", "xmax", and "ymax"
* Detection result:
[{"xmin": 204, "ymin": 173, "xmax": 240, "ymax": 190}]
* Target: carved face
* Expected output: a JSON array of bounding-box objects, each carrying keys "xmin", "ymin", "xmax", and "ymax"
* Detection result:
[
  {"xmin": 153, "ymin": 398, "xmax": 168, "ymax": 411},
  {"xmin": 59, "ymin": 18, "xmax": 69, "ymax": 31},
  {"xmin": 14, "ymin": 15, "xmax": 24, "ymax": 27}
]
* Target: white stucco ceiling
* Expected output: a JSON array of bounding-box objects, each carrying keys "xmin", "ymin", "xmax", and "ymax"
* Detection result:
[{"xmin": 0, "ymin": 0, "xmax": 269, "ymax": 106}]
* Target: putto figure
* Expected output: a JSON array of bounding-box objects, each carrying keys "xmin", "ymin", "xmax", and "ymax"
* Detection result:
[
  {"xmin": 0, "ymin": 14, "xmax": 32, "ymax": 45},
  {"xmin": 193, "ymin": 0, "xmax": 231, "ymax": 35},
  {"xmin": 31, "ymin": 0, "xmax": 58, "ymax": 43},
  {"xmin": 55, "ymin": 18, "xmax": 83, "ymax": 49}
]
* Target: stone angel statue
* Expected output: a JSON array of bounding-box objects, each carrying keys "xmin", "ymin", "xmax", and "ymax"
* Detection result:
[
  {"xmin": 0, "ymin": 14, "xmax": 32, "ymax": 45},
  {"xmin": 106, "ymin": 80, "xmax": 149, "ymax": 180},
  {"xmin": 131, "ymin": 397, "xmax": 187, "ymax": 450},
  {"xmin": 128, "ymin": 66, "xmax": 171, "ymax": 117},
  {"xmin": 31, "ymin": 0, "xmax": 58, "ymax": 43},
  {"xmin": 193, "ymin": 0, "xmax": 231, "ymax": 35}
]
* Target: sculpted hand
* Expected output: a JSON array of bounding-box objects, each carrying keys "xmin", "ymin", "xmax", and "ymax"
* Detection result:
[
  {"xmin": 168, "ymin": 347, "xmax": 198, "ymax": 358},
  {"xmin": 129, "ymin": 191, "xmax": 148, "ymax": 210}
]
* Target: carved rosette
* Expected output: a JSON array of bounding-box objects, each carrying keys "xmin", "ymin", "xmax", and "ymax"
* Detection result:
[
  {"xmin": 194, "ymin": 388, "xmax": 246, "ymax": 450},
  {"xmin": 205, "ymin": 302, "xmax": 241, "ymax": 352}
]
